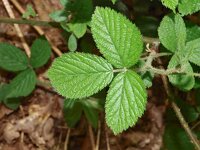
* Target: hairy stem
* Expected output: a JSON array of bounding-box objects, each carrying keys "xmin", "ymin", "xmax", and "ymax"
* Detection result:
[{"xmin": 0, "ymin": 17, "xmax": 61, "ymax": 28}]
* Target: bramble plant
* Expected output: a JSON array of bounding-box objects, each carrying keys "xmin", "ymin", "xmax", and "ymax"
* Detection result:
[{"xmin": 1, "ymin": 0, "xmax": 200, "ymax": 149}]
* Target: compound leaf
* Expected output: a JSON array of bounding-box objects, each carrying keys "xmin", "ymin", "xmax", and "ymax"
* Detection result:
[
  {"xmin": 158, "ymin": 14, "xmax": 186, "ymax": 53},
  {"xmin": 178, "ymin": 0, "xmax": 200, "ymax": 16},
  {"xmin": 0, "ymin": 43, "xmax": 28, "ymax": 72},
  {"xmin": 184, "ymin": 38, "xmax": 200, "ymax": 67},
  {"xmin": 30, "ymin": 36, "xmax": 51, "ymax": 68},
  {"xmin": 48, "ymin": 52, "xmax": 114, "ymax": 99},
  {"xmin": 106, "ymin": 70, "xmax": 147, "ymax": 134},
  {"xmin": 91, "ymin": 7, "xmax": 143, "ymax": 68},
  {"xmin": 161, "ymin": 0, "xmax": 178, "ymax": 12},
  {"xmin": 168, "ymin": 55, "xmax": 195, "ymax": 91}
]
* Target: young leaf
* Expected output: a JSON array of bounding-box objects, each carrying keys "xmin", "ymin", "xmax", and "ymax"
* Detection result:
[
  {"xmin": 168, "ymin": 55, "xmax": 195, "ymax": 91},
  {"xmin": 178, "ymin": 0, "xmax": 200, "ymax": 16},
  {"xmin": 22, "ymin": 4, "xmax": 36, "ymax": 19},
  {"xmin": 49, "ymin": 10, "xmax": 68, "ymax": 22},
  {"xmin": 68, "ymin": 34, "xmax": 77, "ymax": 52},
  {"xmin": 63, "ymin": 100, "xmax": 83, "ymax": 128},
  {"xmin": 7, "ymin": 68, "xmax": 37, "ymax": 98},
  {"xmin": 48, "ymin": 52, "xmax": 114, "ymax": 99},
  {"xmin": 158, "ymin": 14, "xmax": 186, "ymax": 53},
  {"xmin": 0, "ymin": 43, "xmax": 28, "ymax": 72},
  {"xmin": 184, "ymin": 38, "xmax": 200, "ymax": 67},
  {"xmin": 30, "ymin": 36, "xmax": 51, "ymax": 68},
  {"xmin": 91, "ymin": 7, "xmax": 143, "ymax": 68},
  {"xmin": 161, "ymin": 0, "xmax": 178, "ymax": 12},
  {"xmin": 67, "ymin": 23, "xmax": 87, "ymax": 38},
  {"xmin": 106, "ymin": 71, "xmax": 147, "ymax": 134}
]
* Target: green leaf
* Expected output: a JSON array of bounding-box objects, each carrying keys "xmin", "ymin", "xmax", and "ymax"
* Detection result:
[
  {"xmin": 83, "ymin": 103, "xmax": 99, "ymax": 128},
  {"xmin": 22, "ymin": 4, "xmax": 36, "ymax": 19},
  {"xmin": 164, "ymin": 123, "xmax": 195, "ymax": 150},
  {"xmin": 168, "ymin": 55, "xmax": 195, "ymax": 91},
  {"xmin": 68, "ymin": 34, "xmax": 77, "ymax": 52},
  {"xmin": 178, "ymin": 0, "xmax": 200, "ymax": 16},
  {"xmin": 0, "ymin": 84, "xmax": 10, "ymax": 102},
  {"xmin": 3, "ymin": 98, "xmax": 21, "ymax": 110},
  {"xmin": 63, "ymin": 99, "xmax": 83, "ymax": 128},
  {"xmin": 30, "ymin": 36, "xmax": 51, "ymax": 68},
  {"xmin": 158, "ymin": 14, "xmax": 186, "ymax": 53},
  {"xmin": 49, "ymin": 10, "xmax": 68, "ymax": 22},
  {"xmin": 91, "ymin": 7, "xmax": 143, "ymax": 68},
  {"xmin": 184, "ymin": 38, "xmax": 200, "ymax": 67},
  {"xmin": 111, "ymin": 0, "xmax": 117, "ymax": 4},
  {"xmin": 48, "ymin": 52, "xmax": 114, "ymax": 99},
  {"xmin": 0, "ymin": 43, "xmax": 28, "ymax": 72},
  {"xmin": 7, "ymin": 69, "xmax": 37, "ymax": 98},
  {"xmin": 161, "ymin": 0, "xmax": 178, "ymax": 12},
  {"xmin": 106, "ymin": 70, "xmax": 147, "ymax": 134},
  {"xmin": 68, "ymin": 23, "xmax": 87, "ymax": 38},
  {"xmin": 63, "ymin": 0, "xmax": 93, "ymax": 23},
  {"xmin": 186, "ymin": 24, "xmax": 200, "ymax": 42}
]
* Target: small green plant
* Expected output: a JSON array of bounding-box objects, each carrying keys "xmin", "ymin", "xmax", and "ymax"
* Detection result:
[{"xmin": 0, "ymin": 36, "xmax": 51, "ymax": 109}]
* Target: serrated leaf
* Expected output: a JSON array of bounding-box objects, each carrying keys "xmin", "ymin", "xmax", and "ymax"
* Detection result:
[
  {"xmin": 49, "ymin": 10, "xmax": 68, "ymax": 22},
  {"xmin": 30, "ymin": 36, "xmax": 51, "ymax": 68},
  {"xmin": 168, "ymin": 55, "xmax": 195, "ymax": 91},
  {"xmin": 7, "ymin": 69, "xmax": 37, "ymax": 98},
  {"xmin": 0, "ymin": 43, "xmax": 28, "ymax": 72},
  {"xmin": 164, "ymin": 123, "xmax": 195, "ymax": 150},
  {"xmin": 161, "ymin": 0, "xmax": 178, "ymax": 12},
  {"xmin": 48, "ymin": 52, "xmax": 114, "ymax": 99},
  {"xmin": 184, "ymin": 38, "xmax": 200, "ymax": 67},
  {"xmin": 178, "ymin": 0, "xmax": 200, "ymax": 16},
  {"xmin": 63, "ymin": 99, "xmax": 83, "ymax": 127},
  {"xmin": 91, "ymin": 7, "xmax": 143, "ymax": 68},
  {"xmin": 68, "ymin": 34, "xmax": 77, "ymax": 52},
  {"xmin": 22, "ymin": 4, "xmax": 36, "ymax": 19},
  {"xmin": 158, "ymin": 14, "xmax": 186, "ymax": 53},
  {"xmin": 106, "ymin": 70, "xmax": 147, "ymax": 134}
]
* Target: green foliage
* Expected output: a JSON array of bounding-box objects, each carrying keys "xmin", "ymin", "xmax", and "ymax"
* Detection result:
[
  {"xmin": 164, "ymin": 123, "xmax": 196, "ymax": 150},
  {"xmin": 30, "ymin": 36, "xmax": 51, "ymax": 68},
  {"xmin": 158, "ymin": 14, "xmax": 186, "ymax": 53},
  {"xmin": 49, "ymin": 10, "xmax": 68, "ymax": 22},
  {"xmin": 91, "ymin": 7, "xmax": 143, "ymax": 68},
  {"xmin": 106, "ymin": 71, "xmax": 147, "ymax": 134},
  {"xmin": 161, "ymin": 0, "xmax": 178, "ymax": 12},
  {"xmin": 184, "ymin": 38, "xmax": 200, "ymax": 67},
  {"xmin": 0, "ymin": 43, "xmax": 28, "ymax": 72},
  {"xmin": 67, "ymin": 23, "xmax": 87, "ymax": 38},
  {"xmin": 22, "ymin": 4, "xmax": 36, "ymax": 19},
  {"xmin": 178, "ymin": 0, "xmax": 200, "ymax": 16},
  {"xmin": 168, "ymin": 55, "xmax": 195, "ymax": 91},
  {"xmin": 186, "ymin": 24, "xmax": 200, "ymax": 42},
  {"xmin": 48, "ymin": 52, "xmax": 114, "ymax": 99},
  {"xmin": 111, "ymin": 0, "xmax": 117, "ymax": 4},
  {"xmin": 68, "ymin": 34, "xmax": 77, "ymax": 52}
]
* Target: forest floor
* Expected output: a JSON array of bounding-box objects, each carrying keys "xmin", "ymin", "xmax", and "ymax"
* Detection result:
[{"xmin": 0, "ymin": 0, "xmax": 167, "ymax": 149}]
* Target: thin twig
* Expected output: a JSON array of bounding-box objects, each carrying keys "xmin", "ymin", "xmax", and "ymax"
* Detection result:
[
  {"xmin": 2, "ymin": 0, "xmax": 31, "ymax": 57},
  {"xmin": 10, "ymin": 0, "xmax": 63, "ymax": 56},
  {"xmin": 105, "ymin": 123, "xmax": 111, "ymax": 150},
  {"xmin": 64, "ymin": 128, "xmax": 71, "ymax": 150}
]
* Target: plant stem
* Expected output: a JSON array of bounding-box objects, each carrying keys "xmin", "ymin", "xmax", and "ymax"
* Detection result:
[
  {"xmin": 143, "ymin": 36, "xmax": 160, "ymax": 43},
  {"xmin": 156, "ymin": 57, "xmax": 200, "ymax": 150},
  {"xmin": 0, "ymin": 17, "xmax": 61, "ymax": 28}
]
